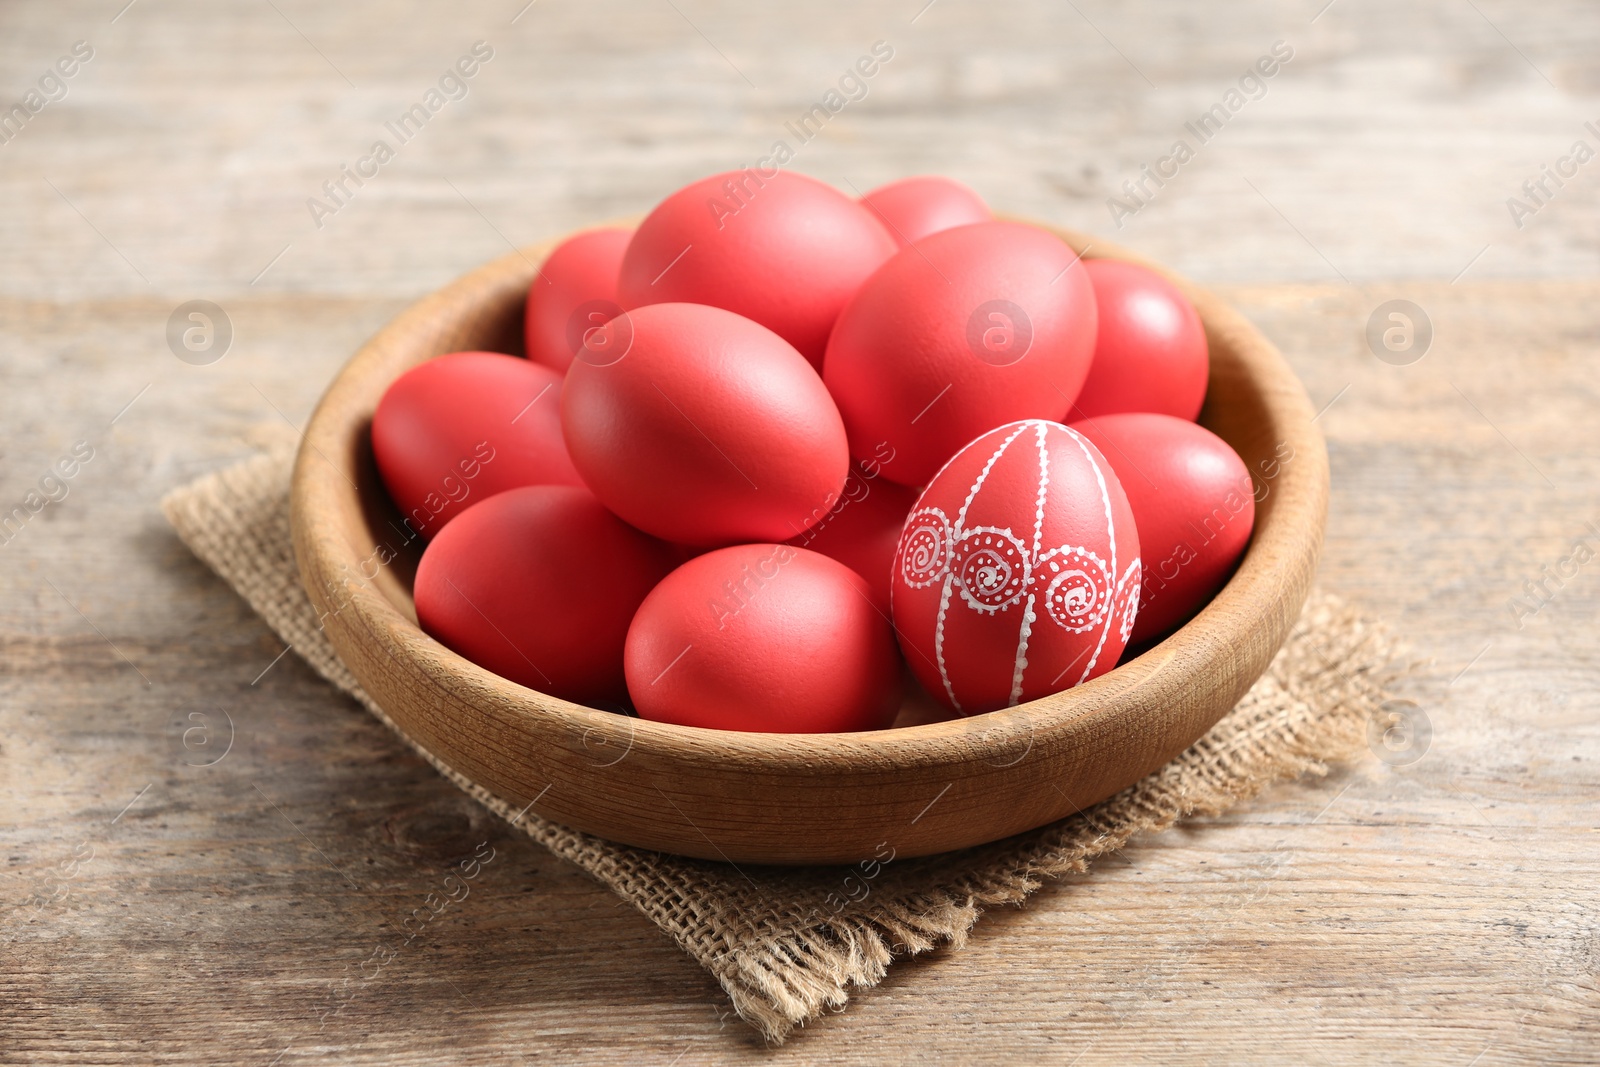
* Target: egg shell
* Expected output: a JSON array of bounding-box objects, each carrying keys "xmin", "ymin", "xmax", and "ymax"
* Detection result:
[
  {"xmin": 372, "ymin": 351, "xmax": 582, "ymax": 539},
  {"xmin": 1069, "ymin": 413, "xmax": 1253, "ymax": 645},
  {"xmin": 625, "ymin": 544, "xmax": 903, "ymax": 733},
  {"xmin": 616, "ymin": 169, "xmax": 896, "ymax": 369},
  {"xmin": 561, "ymin": 302, "xmax": 850, "ymax": 547},
  {"xmin": 523, "ymin": 227, "xmax": 631, "ymax": 373},
  {"xmin": 892, "ymin": 419, "xmax": 1141, "ymax": 715},
  {"xmin": 785, "ymin": 463, "xmax": 918, "ymax": 615},
  {"xmin": 823, "ymin": 221, "xmax": 1099, "ymax": 488},
  {"xmin": 859, "ymin": 175, "xmax": 991, "ymax": 248},
  {"xmin": 414, "ymin": 485, "xmax": 679, "ymax": 705},
  {"xmin": 1070, "ymin": 259, "xmax": 1209, "ymax": 422}
]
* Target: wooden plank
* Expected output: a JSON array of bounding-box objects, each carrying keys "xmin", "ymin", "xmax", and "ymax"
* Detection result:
[{"xmin": 3, "ymin": 0, "xmax": 1599, "ymax": 1062}]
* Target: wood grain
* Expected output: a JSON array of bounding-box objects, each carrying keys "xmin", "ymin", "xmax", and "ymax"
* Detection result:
[{"xmin": 3, "ymin": 0, "xmax": 1598, "ymax": 1062}]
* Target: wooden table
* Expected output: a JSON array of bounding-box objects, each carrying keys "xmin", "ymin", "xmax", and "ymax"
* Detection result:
[{"xmin": 3, "ymin": 1, "xmax": 1597, "ymax": 1062}]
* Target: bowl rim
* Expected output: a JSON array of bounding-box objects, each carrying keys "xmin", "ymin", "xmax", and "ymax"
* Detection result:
[{"xmin": 289, "ymin": 217, "xmax": 1327, "ymax": 844}]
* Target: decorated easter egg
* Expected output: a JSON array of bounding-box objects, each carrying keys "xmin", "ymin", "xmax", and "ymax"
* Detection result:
[
  {"xmin": 561, "ymin": 302, "xmax": 850, "ymax": 547},
  {"xmin": 785, "ymin": 462, "xmax": 917, "ymax": 615},
  {"xmin": 1071, "ymin": 260, "xmax": 1208, "ymax": 422},
  {"xmin": 1070, "ymin": 413, "xmax": 1253, "ymax": 645},
  {"xmin": 524, "ymin": 227, "xmax": 631, "ymax": 373},
  {"xmin": 625, "ymin": 545, "xmax": 902, "ymax": 732},
  {"xmin": 823, "ymin": 221, "xmax": 1098, "ymax": 487},
  {"xmin": 372, "ymin": 352, "xmax": 583, "ymax": 540},
  {"xmin": 859, "ymin": 175, "xmax": 990, "ymax": 247},
  {"xmin": 414, "ymin": 486, "xmax": 679, "ymax": 705},
  {"xmin": 892, "ymin": 419, "xmax": 1140, "ymax": 714},
  {"xmin": 616, "ymin": 169, "xmax": 896, "ymax": 368}
]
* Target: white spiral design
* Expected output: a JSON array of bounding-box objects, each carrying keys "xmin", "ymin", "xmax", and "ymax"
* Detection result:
[
  {"xmin": 1039, "ymin": 547, "xmax": 1112, "ymax": 633},
  {"xmin": 952, "ymin": 527, "xmax": 1030, "ymax": 613},
  {"xmin": 1114, "ymin": 559, "xmax": 1143, "ymax": 645},
  {"xmin": 899, "ymin": 507, "xmax": 952, "ymax": 588}
]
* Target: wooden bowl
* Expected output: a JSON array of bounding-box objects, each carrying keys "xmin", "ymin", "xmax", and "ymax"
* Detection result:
[{"xmin": 290, "ymin": 221, "xmax": 1327, "ymax": 866}]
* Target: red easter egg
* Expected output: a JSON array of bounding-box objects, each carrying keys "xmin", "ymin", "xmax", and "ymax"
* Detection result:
[
  {"xmin": 372, "ymin": 352, "xmax": 583, "ymax": 539},
  {"xmin": 616, "ymin": 169, "xmax": 896, "ymax": 369},
  {"xmin": 561, "ymin": 302, "xmax": 849, "ymax": 547},
  {"xmin": 1070, "ymin": 413, "xmax": 1253, "ymax": 645},
  {"xmin": 1071, "ymin": 260, "xmax": 1208, "ymax": 422},
  {"xmin": 859, "ymin": 175, "xmax": 990, "ymax": 248},
  {"xmin": 823, "ymin": 221, "xmax": 1098, "ymax": 487},
  {"xmin": 625, "ymin": 544, "xmax": 902, "ymax": 732},
  {"xmin": 415, "ymin": 486, "xmax": 679, "ymax": 705},
  {"xmin": 785, "ymin": 463, "xmax": 917, "ymax": 615},
  {"xmin": 892, "ymin": 420, "xmax": 1140, "ymax": 715},
  {"xmin": 524, "ymin": 227, "xmax": 631, "ymax": 373}
]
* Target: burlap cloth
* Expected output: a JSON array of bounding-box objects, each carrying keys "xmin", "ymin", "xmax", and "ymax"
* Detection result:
[{"xmin": 162, "ymin": 442, "xmax": 1404, "ymax": 1044}]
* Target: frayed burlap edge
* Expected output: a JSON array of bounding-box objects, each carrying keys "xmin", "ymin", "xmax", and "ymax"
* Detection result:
[{"xmin": 162, "ymin": 444, "xmax": 1407, "ymax": 1045}]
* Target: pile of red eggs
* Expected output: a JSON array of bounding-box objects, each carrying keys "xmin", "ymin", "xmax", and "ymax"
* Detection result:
[{"xmin": 371, "ymin": 170, "xmax": 1258, "ymax": 734}]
